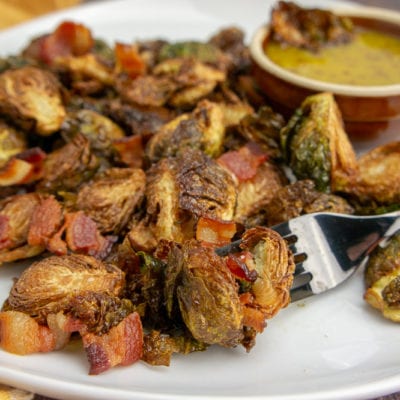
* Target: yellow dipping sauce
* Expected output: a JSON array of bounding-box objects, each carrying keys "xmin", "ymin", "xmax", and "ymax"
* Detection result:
[{"xmin": 265, "ymin": 29, "xmax": 400, "ymax": 86}]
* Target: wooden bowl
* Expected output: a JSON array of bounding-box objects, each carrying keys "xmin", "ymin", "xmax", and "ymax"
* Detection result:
[{"xmin": 250, "ymin": 5, "xmax": 400, "ymax": 144}]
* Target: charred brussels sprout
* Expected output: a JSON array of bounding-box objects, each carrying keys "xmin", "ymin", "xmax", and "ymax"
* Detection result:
[
  {"xmin": 62, "ymin": 109, "xmax": 125, "ymax": 158},
  {"xmin": 344, "ymin": 141, "xmax": 400, "ymax": 208},
  {"xmin": 166, "ymin": 240, "xmax": 243, "ymax": 347},
  {"xmin": 241, "ymin": 226, "xmax": 295, "ymax": 318},
  {"xmin": 280, "ymin": 92, "xmax": 357, "ymax": 193},
  {"xmin": 76, "ymin": 167, "xmax": 145, "ymax": 234},
  {"xmin": 0, "ymin": 66, "xmax": 66, "ymax": 136},
  {"xmin": 146, "ymin": 100, "xmax": 225, "ymax": 163},
  {"xmin": 36, "ymin": 134, "xmax": 99, "ymax": 193},
  {"xmin": 3, "ymin": 254, "xmax": 125, "ymax": 323},
  {"xmin": 364, "ymin": 232, "xmax": 400, "ymax": 322},
  {"xmin": 0, "ymin": 121, "xmax": 27, "ymax": 168}
]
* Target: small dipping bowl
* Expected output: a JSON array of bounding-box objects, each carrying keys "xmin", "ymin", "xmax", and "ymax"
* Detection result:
[{"xmin": 250, "ymin": 5, "xmax": 400, "ymax": 146}]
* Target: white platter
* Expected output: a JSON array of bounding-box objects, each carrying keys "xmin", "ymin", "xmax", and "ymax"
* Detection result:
[{"xmin": 0, "ymin": 1, "xmax": 400, "ymax": 399}]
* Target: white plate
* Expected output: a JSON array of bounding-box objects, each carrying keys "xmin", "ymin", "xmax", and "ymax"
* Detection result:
[{"xmin": 0, "ymin": 1, "xmax": 399, "ymax": 399}]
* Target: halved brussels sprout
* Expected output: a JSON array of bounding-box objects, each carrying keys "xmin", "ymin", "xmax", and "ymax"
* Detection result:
[{"xmin": 280, "ymin": 92, "xmax": 358, "ymax": 193}]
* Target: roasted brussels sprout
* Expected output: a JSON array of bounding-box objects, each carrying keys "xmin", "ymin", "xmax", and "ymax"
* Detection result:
[
  {"xmin": 240, "ymin": 226, "xmax": 295, "ymax": 318},
  {"xmin": 0, "ymin": 193, "xmax": 45, "ymax": 264},
  {"xmin": 364, "ymin": 232, "xmax": 400, "ymax": 322},
  {"xmin": 208, "ymin": 26, "xmax": 250, "ymax": 72},
  {"xmin": 280, "ymin": 92, "xmax": 358, "ymax": 193},
  {"xmin": 120, "ymin": 57, "xmax": 225, "ymax": 108},
  {"xmin": 166, "ymin": 240, "xmax": 243, "ymax": 347},
  {"xmin": 270, "ymin": 1, "xmax": 354, "ymax": 51},
  {"xmin": 62, "ymin": 109, "xmax": 125, "ymax": 158},
  {"xmin": 4, "ymin": 254, "xmax": 125, "ymax": 323},
  {"xmin": 129, "ymin": 149, "xmax": 236, "ymax": 250},
  {"xmin": 145, "ymin": 100, "xmax": 225, "ymax": 162},
  {"xmin": 0, "ymin": 66, "xmax": 66, "ymax": 136},
  {"xmin": 0, "ymin": 121, "xmax": 27, "ymax": 168},
  {"xmin": 76, "ymin": 168, "xmax": 145, "ymax": 234},
  {"xmin": 344, "ymin": 141, "xmax": 400, "ymax": 208},
  {"xmin": 234, "ymin": 161, "xmax": 288, "ymax": 225},
  {"xmin": 264, "ymin": 179, "xmax": 354, "ymax": 226},
  {"xmin": 36, "ymin": 134, "xmax": 99, "ymax": 193},
  {"xmin": 238, "ymin": 105, "xmax": 285, "ymax": 159}
]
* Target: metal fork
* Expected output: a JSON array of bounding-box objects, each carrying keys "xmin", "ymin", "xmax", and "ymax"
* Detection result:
[
  {"xmin": 274, "ymin": 211, "xmax": 400, "ymax": 301},
  {"xmin": 216, "ymin": 211, "xmax": 400, "ymax": 302}
]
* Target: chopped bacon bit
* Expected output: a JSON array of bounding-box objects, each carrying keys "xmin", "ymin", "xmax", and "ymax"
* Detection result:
[
  {"xmin": 217, "ymin": 142, "xmax": 268, "ymax": 182},
  {"xmin": 196, "ymin": 216, "xmax": 236, "ymax": 246},
  {"xmin": 0, "ymin": 311, "xmax": 56, "ymax": 354},
  {"xmin": 0, "ymin": 148, "xmax": 46, "ymax": 187},
  {"xmin": 0, "ymin": 158, "xmax": 33, "ymax": 186},
  {"xmin": 239, "ymin": 293, "xmax": 267, "ymax": 333},
  {"xmin": 113, "ymin": 135, "xmax": 144, "ymax": 168},
  {"xmin": 65, "ymin": 211, "xmax": 102, "ymax": 253},
  {"xmin": 17, "ymin": 147, "xmax": 46, "ymax": 181},
  {"xmin": 82, "ymin": 312, "xmax": 143, "ymax": 375},
  {"xmin": 40, "ymin": 21, "xmax": 94, "ymax": 65},
  {"xmin": 114, "ymin": 42, "xmax": 146, "ymax": 79},
  {"xmin": 242, "ymin": 306, "xmax": 267, "ymax": 333},
  {"xmin": 226, "ymin": 252, "xmax": 258, "ymax": 282},
  {"xmin": 45, "ymin": 211, "xmax": 116, "ymax": 258},
  {"xmin": 28, "ymin": 196, "xmax": 63, "ymax": 247}
]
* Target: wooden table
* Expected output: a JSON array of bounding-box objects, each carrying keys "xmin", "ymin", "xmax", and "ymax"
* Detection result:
[{"xmin": 0, "ymin": 0, "xmax": 399, "ymax": 399}]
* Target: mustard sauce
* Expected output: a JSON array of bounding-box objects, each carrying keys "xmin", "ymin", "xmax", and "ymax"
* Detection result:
[{"xmin": 265, "ymin": 29, "xmax": 400, "ymax": 86}]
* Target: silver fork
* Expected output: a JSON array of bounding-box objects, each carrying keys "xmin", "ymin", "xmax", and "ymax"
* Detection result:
[
  {"xmin": 273, "ymin": 211, "xmax": 400, "ymax": 301},
  {"xmin": 216, "ymin": 211, "xmax": 400, "ymax": 301}
]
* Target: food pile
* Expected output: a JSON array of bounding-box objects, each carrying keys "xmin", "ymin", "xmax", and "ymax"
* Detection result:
[{"xmin": 0, "ymin": 2, "xmax": 398, "ymax": 375}]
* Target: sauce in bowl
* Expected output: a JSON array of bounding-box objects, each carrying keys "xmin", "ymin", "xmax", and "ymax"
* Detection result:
[{"xmin": 264, "ymin": 28, "xmax": 400, "ymax": 86}]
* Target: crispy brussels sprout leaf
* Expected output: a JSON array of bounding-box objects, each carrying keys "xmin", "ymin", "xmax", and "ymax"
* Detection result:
[
  {"xmin": 280, "ymin": 92, "xmax": 358, "ymax": 193},
  {"xmin": 364, "ymin": 232, "xmax": 400, "ymax": 322}
]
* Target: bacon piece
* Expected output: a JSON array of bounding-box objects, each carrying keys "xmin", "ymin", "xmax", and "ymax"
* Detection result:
[
  {"xmin": 226, "ymin": 252, "xmax": 258, "ymax": 282},
  {"xmin": 0, "ymin": 158, "xmax": 33, "ymax": 186},
  {"xmin": 218, "ymin": 142, "xmax": 267, "ymax": 182},
  {"xmin": 65, "ymin": 212, "xmax": 100, "ymax": 253},
  {"xmin": 40, "ymin": 21, "xmax": 94, "ymax": 65},
  {"xmin": 239, "ymin": 293, "xmax": 267, "ymax": 333},
  {"xmin": 81, "ymin": 312, "xmax": 143, "ymax": 375},
  {"xmin": 16, "ymin": 147, "xmax": 46, "ymax": 182},
  {"xmin": 45, "ymin": 211, "xmax": 116, "ymax": 258},
  {"xmin": 28, "ymin": 196, "xmax": 63, "ymax": 247},
  {"xmin": 0, "ymin": 311, "xmax": 56, "ymax": 354},
  {"xmin": 112, "ymin": 135, "xmax": 144, "ymax": 168},
  {"xmin": 196, "ymin": 216, "xmax": 236, "ymax": 246},
  {"xmin": 0, "ymin": 148, "xmax": 46, "ymax": 186},
  {"xmin": 114, "ymin": 42, "xmax": 146, "ymax": 79},
  {"xmin": 65, "ymin": 212, "xmax": 117, "ymax": 258}
]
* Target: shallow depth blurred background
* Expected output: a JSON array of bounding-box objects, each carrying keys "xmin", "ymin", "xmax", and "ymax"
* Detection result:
[
  {"xmin": 0, "ymin": 0, "xmax": 399, "ymax": 30},
  {"xmin": 0, "ymin": 0, "xmax": 81, "ymax": 30}
]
